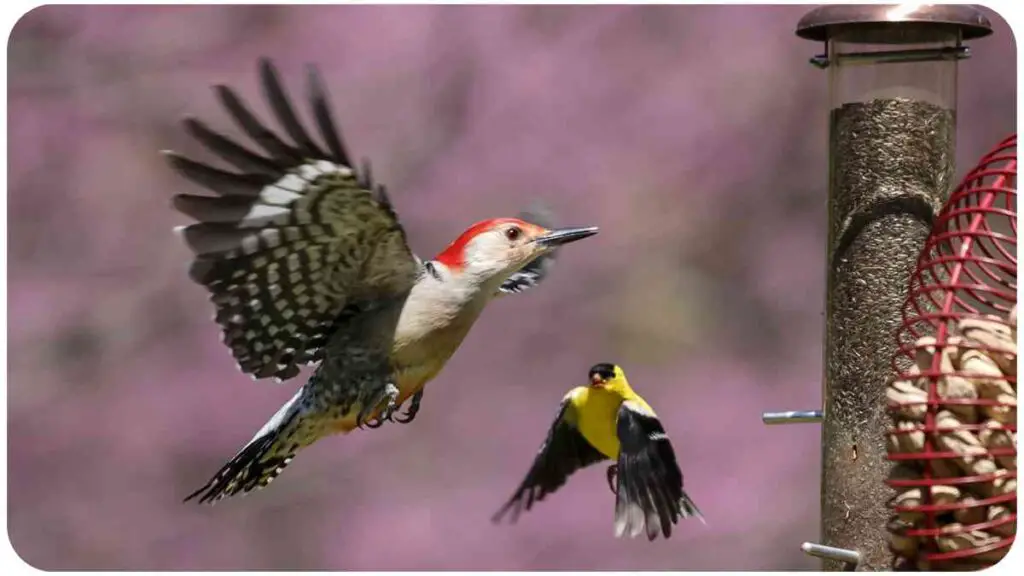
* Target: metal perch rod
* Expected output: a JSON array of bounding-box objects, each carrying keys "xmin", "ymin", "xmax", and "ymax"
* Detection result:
[
  {"xmin": 802, "ymin": 542, "xmax": 862, "ymax": 566},
  {"xmin": 761, "ymin": 410, "xmax": 823, "ymax": 425}
]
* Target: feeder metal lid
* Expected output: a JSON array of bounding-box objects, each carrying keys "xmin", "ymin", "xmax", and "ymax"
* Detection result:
[{"xmin": 796, "ymin": 4, "xmax": 993, "ymax": 43}]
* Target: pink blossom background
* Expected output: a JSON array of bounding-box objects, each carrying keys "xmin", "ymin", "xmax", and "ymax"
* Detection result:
[{"xmin": 6, "ymin": 4, "xmax": 1016, "ymax": 571}]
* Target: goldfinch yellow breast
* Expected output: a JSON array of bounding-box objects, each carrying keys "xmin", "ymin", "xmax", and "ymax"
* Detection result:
[{"xmin": 572, "ymin": 386, "xmax": 625, "ymax": 459}]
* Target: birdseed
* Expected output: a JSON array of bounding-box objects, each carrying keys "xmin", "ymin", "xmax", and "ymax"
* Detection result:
[{"xmin": 821, "ymin": 97, "xmax": 956, "ymax": 570}]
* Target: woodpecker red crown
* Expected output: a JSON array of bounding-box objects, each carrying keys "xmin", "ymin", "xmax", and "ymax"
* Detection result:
[{"xmin": 434, "ymin": 217, "xmax": 541, "ymax": 270}]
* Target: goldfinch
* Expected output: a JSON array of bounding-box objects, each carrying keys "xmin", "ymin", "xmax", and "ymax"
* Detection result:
[{"xmin": 492, "ymin": 363, "xmax": 704, "ymax": 540}]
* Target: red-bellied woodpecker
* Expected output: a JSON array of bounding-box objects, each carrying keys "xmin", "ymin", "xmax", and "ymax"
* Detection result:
[{"xmin": 167, "ymin": 58, "xmax": 599, "ymax": 504}]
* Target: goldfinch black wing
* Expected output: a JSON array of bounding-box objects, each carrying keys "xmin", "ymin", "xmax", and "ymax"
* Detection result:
[
  {"xmin": 614, "ymin": 400, "xmax": 704, "ymax": 541},
  {"xmin": 492, "ymin": 388, "xmax": 609, "ymax": 523},
  {"xmin": 167, "ymin": 58, "xmax": 420, "ymax": 382}
]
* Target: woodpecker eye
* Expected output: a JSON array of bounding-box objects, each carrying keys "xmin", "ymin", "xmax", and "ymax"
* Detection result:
[{"xmin": 505, "ymin": 226, "xmax": 522, "ymax": 241}]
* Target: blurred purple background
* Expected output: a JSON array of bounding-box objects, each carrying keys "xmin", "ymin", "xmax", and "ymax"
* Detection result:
[{"xmin": 6, "ymin": 4, "xmax": 1016, "ymax": 571}]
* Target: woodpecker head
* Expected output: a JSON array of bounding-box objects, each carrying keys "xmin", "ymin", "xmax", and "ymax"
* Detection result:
[{"xmin": 435, "ymin": 217, "xmax": 598, "ymax": 282}]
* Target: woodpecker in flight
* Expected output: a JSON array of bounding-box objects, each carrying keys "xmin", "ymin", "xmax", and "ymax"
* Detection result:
[
  {"xmin": 167, "ymin": 58, "xmax": 599, "ymax": 504},
  {"xmin": 492, "ymin": 363, "xmax": 704, "ymax": 541}
]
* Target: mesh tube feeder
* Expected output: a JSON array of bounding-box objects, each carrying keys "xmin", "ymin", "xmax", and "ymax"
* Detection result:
[
  {"xmin": 887, "ymin": 135, "xmax": 1017, "ymax": 571},
  {"xmin": 772, "ymin": 4, "xmax": 994, "ymax": 571}
]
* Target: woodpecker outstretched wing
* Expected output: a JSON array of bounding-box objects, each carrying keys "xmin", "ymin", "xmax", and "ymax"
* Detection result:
[
  {"xmin": 613, "ymin": 400, "xmax": 705, "ymax": 540},
  {"xmin": 491, "ymin": 389, "xmax": 609, "ymax": 523},
  {"xmin": 167, "ymin": 58, "xmax": 420, "ymax": 382}
]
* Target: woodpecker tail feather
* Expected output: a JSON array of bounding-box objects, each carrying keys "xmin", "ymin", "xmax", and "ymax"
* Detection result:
[{"xmin": 184, "ymin": 389, "xmax": 317, "ymax": 504}]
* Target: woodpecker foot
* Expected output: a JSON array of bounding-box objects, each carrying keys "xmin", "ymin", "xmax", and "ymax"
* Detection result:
[
  {"xmin": 393, "ymin": 390, "xmax": 424, "ymax": 424},
  {"xmin": 606, "ymin": 464, "xmax": 618, "ymax": 495},
  {"xmin": 357, "ymin": 383, "xmax": 400, "ymax": 429}
]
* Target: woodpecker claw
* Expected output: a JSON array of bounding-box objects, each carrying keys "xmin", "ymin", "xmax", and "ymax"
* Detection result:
[
  {"xmin": 393, "ymin": 390, "xmax": 423, "ymax": 424},
  {"xmin": 606, "ymin": 464, "xmax": 618, "ymax": 495},
  {"xmin": 356, "ymin": 383, "xmax": 400, "ymax": 429}
]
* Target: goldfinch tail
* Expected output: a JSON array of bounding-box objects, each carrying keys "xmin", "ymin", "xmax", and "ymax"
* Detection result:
[{"xmin": 678, "ymin": 489, "xmax": 706, "ymax": 525}]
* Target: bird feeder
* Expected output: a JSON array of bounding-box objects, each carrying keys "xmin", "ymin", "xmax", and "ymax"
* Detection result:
[
  {"xmin": 761, "ymin": 4, "xmax": 994, "ymax": 571},
  {"xmin": 887, "ymin": 134, "xmax": 1017, "ymax": 571}
]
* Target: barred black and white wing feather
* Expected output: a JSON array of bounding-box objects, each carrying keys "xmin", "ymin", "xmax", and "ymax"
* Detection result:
[
  {"xmin": 167, "ymin": 58, "xmax": 420, "ymax": 382},
  {"xmin": 491, "ymin": 388, "xmax": 609, "ymax": 523},
  {"xmin": 613, "ymin": 401, "xmax": 704, "ymax": 541}
]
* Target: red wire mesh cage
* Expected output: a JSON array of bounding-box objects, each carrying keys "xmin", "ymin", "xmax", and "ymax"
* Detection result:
[{"xmin": 886, "ymin": 134, "xmax": 1017, "ymax": 571}]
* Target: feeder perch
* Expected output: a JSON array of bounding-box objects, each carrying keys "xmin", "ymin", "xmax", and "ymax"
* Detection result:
[
  {"xmin": 792, "ymin": 4, "xmax": 993, "ymax": 571},
  {"xmin": 886, "ymin": 134, "xmax": 1017, "ymax": 571},
  {"xmin": 762, "ymin": 410, "xmax": 823, "ymax": 425},
  {"xmin": 802, "ymin": 541, "xmax": 863, "ymax": 567}
]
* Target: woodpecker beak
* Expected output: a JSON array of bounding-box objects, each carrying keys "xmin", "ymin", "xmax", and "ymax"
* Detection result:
[{"xmin": 534, "ymin": 226, "xmax": 599, "ymax": 248}]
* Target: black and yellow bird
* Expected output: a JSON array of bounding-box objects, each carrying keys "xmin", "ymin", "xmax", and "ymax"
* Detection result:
[{"xmin": 492, "ymin": 363, "xmax": 704, "ymax": 540}]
